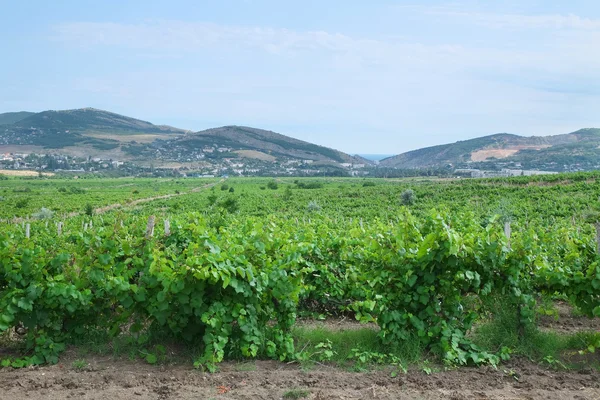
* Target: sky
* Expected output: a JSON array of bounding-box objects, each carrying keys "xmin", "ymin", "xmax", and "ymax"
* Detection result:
[{"xmin": 1, "ymin": 0, "xmax": 599, "ymax": 154}]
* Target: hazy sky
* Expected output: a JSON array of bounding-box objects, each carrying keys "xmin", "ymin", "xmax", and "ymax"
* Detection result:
[{"xmin": 1, "ymin": 1, "xmax": 599, "ymax": 154}]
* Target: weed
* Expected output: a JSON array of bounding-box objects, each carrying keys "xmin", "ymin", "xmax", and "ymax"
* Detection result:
[
  {"xmin": 71, "ymin": 359, "xmax": 88, "ymax": 370},
  {"xmin": 283, "ymin": 389, "xmax": 310, "ymax": 399}
]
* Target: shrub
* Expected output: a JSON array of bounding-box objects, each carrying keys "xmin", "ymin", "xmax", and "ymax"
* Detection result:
[
  {"xmin": 58, "ymin": 187, "xmax": 67, "ymax": 193},
  {"xmin": 307, "ymin": 200, "xmax": 321, "ymax": 212},
  {"xmin": 229, "ymin": 187, "xmax": 235, "ymax": 193},
  {"xmin": 297, "ymin": 182, "xmax": 323, "ymax": 189},
  {"xmin": 84, "ymin": 203, "xmax": 94, "ymax": 216},
  {"xmin": 32, "ymin": 207, "xmax": 54, "ymax": 220},
  {"xmin": 0, "ymin": 174, "xmax": 8, "ymax": 180},
  {"xmin": 15, "ymin": 198, "xmax": 29, "ymax": 208},
  {"xmin": 207, "ymin": 193, "xmax": 218, "ymax": 205},
  {"xmin": 362, "ymin": 181, "xmax": 376, "ymax": 187},
  {"xmin": 283, "ymin": 186, "xmax": 293, "ymax": 201},
  {"xmin": 220, "ymin": 197, "xmax": 239, "ymax": 213},
  {"xmin": 69, "ymin": 187, "xmax": 85, "ymax": 194},
  {"xmin": 400, "ymin": 189, "xmax": 416, "ymax": 205},
  {"xmin": 221, "ymin": 183, "xmax": 229, "ymax": 191},
  {"xmin": 267, "ymin": 181, "xmax": 278, "ymax": 190}
]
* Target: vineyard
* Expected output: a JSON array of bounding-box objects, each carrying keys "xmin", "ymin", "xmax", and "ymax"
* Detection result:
[{"xmin": 1, "ymin": 174, "xmax": 600, "ymax": 398}]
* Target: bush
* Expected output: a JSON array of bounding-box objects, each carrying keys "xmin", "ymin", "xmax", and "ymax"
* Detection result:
[
  {"xmin": 0, "ymin": 174, "xmax": 8, "ymax": 180},
  {"xmin": 207, "ymin": 193, "xmax": 218, "ymax": 205},
  {"xmin": 58, "ymin": 187, "xmax": 67, "ymax": 193},
  {"xmin": 15, "ymin": 198, "xmax": 29, "ymax": 208},
  {"xmin": 13, "ymin": 187, "xmax": 31, "ymax": 193},
  {"xmin": 307, "ymin": 200, "xmax": 321, "ymax": 212},
  {"xmin": 400, "ymin": 189, "xmax": 416, "ymax": 205},
  {"xmin": 297, "ymin": 182, "xmax": 323, "ymax": 189},
  {"xmin": 84, "ymin": 203, "xmax": 94, "ymax": 216},
  {"xmin": 220, "ymin": 197, "xmax": 239, "ymax": 213},
  {"xmin": 267, "ymin": 181, "xmax": 278, "ymax": 190},
  {"xmin": 32, "ymin": 207, "xmax": 54, "ymax": 220},
  {"xmin": 69, "ymin": 187, "xmax": 85, "ymax": 194},
  {"xmin": 229, "ymin": 187, "xmax": 235, "ymax": 193},
  {"xmin": 283, "ymin": 186, "xmax": 293, "ymax": 201},
  {"xmin": 221, "ymin": 183, "xmax": 229, "ymax": 191},
  {"xmin": 362, "ymin": 181, "xmax": 376, "ymax": 187}
]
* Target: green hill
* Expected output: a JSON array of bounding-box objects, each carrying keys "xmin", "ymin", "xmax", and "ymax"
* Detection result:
[
  {"xmin": 0, "ymin": 111, "xmax": 35, "ymax": 125},
  {"xmin": 380, "ymin": 129, "xmax": 600, "ymax": 171},
  {"xmin": 0, "ymin": 108, "xmax": 368, "ymax": 166}
]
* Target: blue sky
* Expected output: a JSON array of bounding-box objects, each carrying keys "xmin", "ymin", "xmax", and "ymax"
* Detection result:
[{"xmin": 1, "ymin": 0, "xmax": 599, "ymax": 154}]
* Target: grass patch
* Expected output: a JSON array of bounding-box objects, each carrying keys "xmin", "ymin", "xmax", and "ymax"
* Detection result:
[
  {"xmin": 234, "ymin": 361, "xmax": 257, "ymax": 372},
  {"xmin": 473, "ymin": 297, "xmax": 600, "ymax": 367},
  {"xmin": 292, "ymin": 325, "xmax": 424, "ymax": 368},
  {"xmin": 283, "ymin": 388, "xmax": 310, "ymax": 399},
  {"xmin": 71, "ymin": 359, "xmax": 88, "ymax": 370}
]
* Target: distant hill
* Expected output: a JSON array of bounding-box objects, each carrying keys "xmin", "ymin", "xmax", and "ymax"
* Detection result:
[
  {"xmin": 171, "ymin": 126, "xmax": 367, "ymax": 164},
  {"xmin": 0, "ymin": 111, "xmax": 35, "ymax": 125},
  {"xmin": 12, "ymin": 108, "xmax": 187, "ymax": 134},
  {"xmin": 380, "ymin": 129, "xmax": 600, "ymax": 171},
  {"xmin": 0, "ymin": 108, "xmax": 368, "ymax": 167},
  {"xmin": 356, "ymin": 154, "xmax": 395, "ymax": 162}
]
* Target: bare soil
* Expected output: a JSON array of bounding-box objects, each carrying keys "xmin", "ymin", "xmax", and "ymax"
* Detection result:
[
  {"xmin": 538, "ymin": 302, "xmax": 600, "ymax": 334},
  {"xmin": 0, "ymin": 356, "xmax": 599, "ymax": 400},
  {"xmin": 2, "ymin": 300, "xmax": 599, "ymax": 399}
]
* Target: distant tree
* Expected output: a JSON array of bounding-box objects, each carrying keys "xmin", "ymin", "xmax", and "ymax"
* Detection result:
[{"xmin": 400, "ymin": 189, "xmax": 416, "ymax": 205}]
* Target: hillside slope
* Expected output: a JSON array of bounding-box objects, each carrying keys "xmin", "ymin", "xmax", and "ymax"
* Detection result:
[
  {"xmin": 381, "ymin": 129, "xmax": 599, "ymax": 170},
  {"xmin": 0, "ymin": 108, "xmax": 368, "ymax": 167},
  {"xmin": 170, "ymin": 126, "xmax": 366, "ymax": 163},
  {"xmin": 0, "ymin": 111, "xmax": 35, "ymax": 125}
]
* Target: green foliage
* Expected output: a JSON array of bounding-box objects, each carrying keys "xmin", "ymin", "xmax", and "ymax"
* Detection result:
[
  {"xmin": 32, "ymin": 207, "xmax": 54, "ymax": 220},
  {"xmin": 267, "ymin": 181, "xmax": 279, "ymax": 190},
  {"xmin": 283, "ymin": 185, "xmax": 293, "ymax": 201},
  {"xmin": 296, "ymin": 182, "xmax": 323, "ymax": 189},
  {"xmin": 221, "ymin": 183, "xmax": 229, "ymax": 191},
  {"xmin": 1, "ymin": 174, "xmax": 600, "ymax": 371},
  {"xmin": 84, "ymin": 203, "xmax": 94, "ymax": 216},
  {"xmin": 15, "ymin": 198, "xmax": 29, "ymax": 208},
  {"xmin": 0, "ymin": 174, "xmax": 8, "ymax": 180},
  {"xmin": 307, "ymin": 200, "xmax": 321, "ymax": 213},
  {"xmin": 400, "ymin": 189, "xmax": 416, "ymax": 205},
  {"xmin": 282, "ymin": 389, "xmax": 310, "ymax": 399},
  {"xmin": 71, "ymin": 359, "xmax": 88, "ymax": 370}
]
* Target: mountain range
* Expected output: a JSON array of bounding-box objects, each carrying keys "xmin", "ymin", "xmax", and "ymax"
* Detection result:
[
  {"xmin": 1, "ymin": 107, "xmax": 599, "ymax": 172},
  {"xmin": 0, "ymin": 108, "xmax": 367, "ymax": 167},
  {"xmin": 380, "ymin": 129, "xmax": 600, "ymax": 171}
]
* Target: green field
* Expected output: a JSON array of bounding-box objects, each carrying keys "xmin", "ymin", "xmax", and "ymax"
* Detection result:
[{"xmin": 1, "ymin": 173, "xmax": 600, "ymax": 370}]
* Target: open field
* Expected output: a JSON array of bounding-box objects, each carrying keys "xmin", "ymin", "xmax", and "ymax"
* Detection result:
[
  {"xmin": 1, "ymin": 173, "xmax": 600, "ymax": 398},
  {"xmin": 0, "ymin": 169, "xmax": 54, "ymax": 177}
]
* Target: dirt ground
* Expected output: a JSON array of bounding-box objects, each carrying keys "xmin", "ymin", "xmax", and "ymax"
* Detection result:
[
  {"xmin": 1, "ymin": 304, "xmax": 599, "ymax": 399},
  {"xmin": 538, "ymin": 302, "xmax": 600, "ymax": 334},
  {"xmin": 0, "ymin": 356, "xmax": 599, "ymax": 400}
]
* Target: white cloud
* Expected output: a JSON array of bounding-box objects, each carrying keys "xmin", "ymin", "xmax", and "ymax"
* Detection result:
[{"xmin": 447, "ymin": 12, "xmax": 600, "ymax": 30}]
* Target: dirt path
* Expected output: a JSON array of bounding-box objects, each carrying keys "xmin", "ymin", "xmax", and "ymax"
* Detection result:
[
  {"xmin": 0, "ymin": 357, "xmax": 598, "ymax": 400},
  {"xmin": 67, "ymin": 180, "xmax": 224, "ymax": 218}
]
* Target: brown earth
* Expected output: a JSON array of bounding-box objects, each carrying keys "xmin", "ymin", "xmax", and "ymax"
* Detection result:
[
  {"xmin": 539, "ymin": 302, "xmax": 600, "ymax": 334},
  {"xmin": 2, "ymin": 307, "xmax": 599, "ymax": 400},
  {"xmin": 470, "ymin": 146, "xmax": 551, "ymax": 162},
  {"xmin": 0, "ymin": 169, "xmax": 54, "ymax": 177},
  {"xmin": 0, "ymin": 356, "xmax": 599, "ymax": 400}
]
